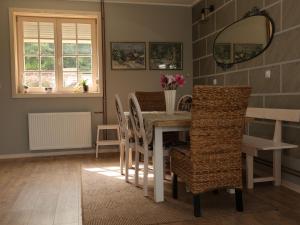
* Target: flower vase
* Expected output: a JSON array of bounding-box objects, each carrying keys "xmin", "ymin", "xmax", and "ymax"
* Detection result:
[{"xmin": 164, "ymin": 90, "xmax": 176, "ymax": 114}]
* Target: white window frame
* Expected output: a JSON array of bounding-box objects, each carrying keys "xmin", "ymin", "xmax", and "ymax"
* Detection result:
[{"xmin": 9, "ymin": 8, "xmax": 102, "ymax": 98}]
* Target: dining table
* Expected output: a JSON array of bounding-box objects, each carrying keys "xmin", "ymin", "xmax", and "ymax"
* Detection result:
[{"xmin": 141, "ymin": 111, "xmax": 191, "ymax": 203}]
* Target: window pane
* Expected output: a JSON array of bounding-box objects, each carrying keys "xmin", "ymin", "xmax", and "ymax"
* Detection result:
[
  {"xmin": 23, "ymin": 72, "xmax": 39, "ymax": 87},
  {"xmin": 63, "ymin": 57, "xmax": 77, "ymax": 71},
  {"xmin": 41, "ymin": 72, "xmax": 55, "ymax": 88},
  {"xmin": 39, "ymin": 22, "xmax": 54, "ymax": 39},
  {"xmin": 23, "ymin": 22, "xmax": 38, "ymax": 38},
  {"xmin": 63, "ymin": 42, "xmax": 76, "ymax": 55},
  {"xmin": 62, "ymin": 23, "xmax": 76, "ymax": 39},
  {"xmin": 80, "ymin": 73, "xmax": 92, "ymax": 86},
  {"xmin": 24, "ymin": 41, "xmax": 39, "ymax": 55},
  {"xmin": 25, "ymin": 56, "xmax": 39, "ymax": 70},
  {"xmin": 41, "ymin": 57, "xmax": 55, "ymax": 71},
  {"xmin": 41, "ymin": 42, "xmax": 55, "ymax": 55},
  {"xmin": 78, "ymin": 42, "xmax": 91, "ymax": 55},
  {"xmin": 63, "ymin": 72, "xmax": 77, "ymax": 88},
  {"xmin": 77, "ymin": 23, "xmax": 91, "ymax": 39},
  {"xmin": 78, "ymin": 57, "xmax": 91, "ymax": 72}
]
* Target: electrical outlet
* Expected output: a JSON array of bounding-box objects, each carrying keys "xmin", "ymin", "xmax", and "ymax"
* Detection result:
[
  {"xmin": 213, "ymin": 79, "xmax": 217, "ymax": 85},
  {"xmin": 265, "ymin": 70, "xmax": 271, "ymax": 79}
]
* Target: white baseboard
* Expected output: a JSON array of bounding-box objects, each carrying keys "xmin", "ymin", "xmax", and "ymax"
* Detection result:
[{"xmin": 0, "ymin": 148, "xmax": 119, "ymax": 159}]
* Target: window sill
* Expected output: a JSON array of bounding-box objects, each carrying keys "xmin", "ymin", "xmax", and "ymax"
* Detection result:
[{"xmin": 12, "ymin": 92, "xmax": 102, "ymax": 98}]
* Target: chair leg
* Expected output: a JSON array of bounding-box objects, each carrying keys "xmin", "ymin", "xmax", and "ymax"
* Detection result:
[
  {"xmin": 172, "ymin": 174, "xmax": 178, "ymax": 199},
  {"xmin": 193, "ymin": 194, "xmax": 202, "ymax": 217},
  {"xmin": 128, "ymin": 147, "xmax": 133, "ymax": 168},
  {"xmin": 235, "ymin": 189, "xmax": 244, "ymax": 212},
  {"xmin": 120, "ymin": 143, "xmax": 125, "ymax": 175},
  {"xmin": 185, "ymin": 184, "xmax": 190, "ymax": 192},
  {"xmin": 135, "ymin": 148, "xmax": 139, "ymax": 187},
  {"xmin": 124, "ymin": 143, "xmax": 129, "ymax": 182},
  {"xmin": 96, "ymin": 127, "xmax": 100, "ymax": 159},
  {"xmin": 96, "ymin": 145, "xmax": 99, "ymax": 159},
  {"xmin": 143, "ymin": 153, "xmax": 149, "ymax": 197},
  {"xmin": 163, "ymin": 157, "xmax": 166, "ymax": 180}
]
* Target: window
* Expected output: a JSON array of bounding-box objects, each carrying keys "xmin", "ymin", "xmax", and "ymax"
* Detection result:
[{"xmin": 10, "ymin": 9, "xmax": 101, "ymax": 97}]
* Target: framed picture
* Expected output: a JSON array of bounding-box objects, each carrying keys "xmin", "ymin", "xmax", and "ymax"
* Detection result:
[
  {"xmin": 111, "ymin": 42, "xmax": 146, "ymax": 70},
  {"xmin": 214, "ymin": 43, "xmax": 233, "ymax": 64},
  {"xmin": 149, "ymin": 42, "xmax": 183, "ymax": 70},
  {"xmin": 233, "ymin": 43, "xmax": 264, "ymax": 63}
]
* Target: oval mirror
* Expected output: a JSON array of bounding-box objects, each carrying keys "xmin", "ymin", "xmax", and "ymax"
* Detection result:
[{"xmin": 213, "ymin": 9, "xmax": 274, "ymax": 68}]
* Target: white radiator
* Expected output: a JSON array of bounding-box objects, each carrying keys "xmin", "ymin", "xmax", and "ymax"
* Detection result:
[{"xmin": 28, "ymin": 112, "xmax": 92, "ymax": 151}]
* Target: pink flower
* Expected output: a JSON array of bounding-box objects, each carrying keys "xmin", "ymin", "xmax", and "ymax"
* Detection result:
[
  {"xmin": 175, "ymin": 74, "xmax": 185, "ymax": 87},
  {"xmin": 160, "ymin": 74, "xmax": 168, "ymax": 88},
  {"xmin": 160, "ymin": 73, "xmax": 185, "ymax": 90}
]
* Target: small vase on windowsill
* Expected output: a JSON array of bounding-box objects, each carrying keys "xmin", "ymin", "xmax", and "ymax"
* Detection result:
[
  {"xmin": 83, "ymin": 84, "xmax": 89, "ymax": 93},
  {"xmin": 164, "ymin": 90, "xmax": 176, "ymax": 114}
]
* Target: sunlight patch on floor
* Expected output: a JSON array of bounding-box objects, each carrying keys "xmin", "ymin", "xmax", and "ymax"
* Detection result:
[{"xmin": 83, "ymin": 164, "xmax": 154, "ymax": 180}]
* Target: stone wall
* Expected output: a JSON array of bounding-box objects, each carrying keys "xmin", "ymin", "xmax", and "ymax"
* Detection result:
[{"xmin": 192, "ymin": 0, "xmax": 300, "ymax": 184}]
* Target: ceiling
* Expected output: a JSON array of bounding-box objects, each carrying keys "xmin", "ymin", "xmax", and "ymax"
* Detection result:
[{"xmin": 70, "ymin": 0, "xmax": 199, "ymax": 7}]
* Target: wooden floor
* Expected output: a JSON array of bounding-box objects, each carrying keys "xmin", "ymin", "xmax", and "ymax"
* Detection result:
[
  {"xmin": 0, "ymin": 153, "xmax": 300, "ymax": 225},
  {"xmin": 0, "ymin": 155, "xmax": 83, "ymax": 225}
]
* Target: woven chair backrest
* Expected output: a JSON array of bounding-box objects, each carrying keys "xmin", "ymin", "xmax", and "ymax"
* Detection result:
[
  {"xmin": 190, "ymin": 86, "xmax": 251, "ymax": 165},
  {"xmin": 135, "ymin": 91, "xmax": 166, "ymax": 111}
]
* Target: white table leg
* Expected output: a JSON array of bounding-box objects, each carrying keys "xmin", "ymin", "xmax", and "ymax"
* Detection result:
[
  {"xmin": 273, "ymin": 149, "xmax": 282, "ymax": 186},
  {"xmin": 153, "ymin": 127, "xmax": 164, "ymax": 203},
  {"xmin": 246, "ymin": 154, "xmax": 254, "ymax": 189}
]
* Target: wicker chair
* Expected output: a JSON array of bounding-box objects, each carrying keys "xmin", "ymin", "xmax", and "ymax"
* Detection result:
[
  {"xmin": 171, "ymin": 85, "xmax": 251, "ymax": 217},
  {"xmin": 115, "ymin": 94, "xmax": 134, "ymax": 182},
  {"xmin": 135, "ymin": 91, "xmax": 166, "ymax": 111}
]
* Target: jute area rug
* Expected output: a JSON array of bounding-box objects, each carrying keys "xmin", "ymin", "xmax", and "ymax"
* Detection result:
[{"xmin": 81, "ymin": 157, "xmax": 275, "ymax": 225}]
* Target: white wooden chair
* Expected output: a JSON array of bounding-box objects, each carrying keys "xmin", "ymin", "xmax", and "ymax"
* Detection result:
[
  {"xmin": 114, "ymin": 94, "xmax": 134, "ymax": 182},
  {"xmin": 176, "ymin": 94, "xmax": 192, "ymax": 112},
  {"xmin": 128, "ymin": 93, "xmax": 169, "ymax": 197}
]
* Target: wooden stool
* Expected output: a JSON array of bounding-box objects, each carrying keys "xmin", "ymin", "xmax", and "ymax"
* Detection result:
[{"xmin": 96, "ymin": 125, "xmax": 121, "ymax": 158}]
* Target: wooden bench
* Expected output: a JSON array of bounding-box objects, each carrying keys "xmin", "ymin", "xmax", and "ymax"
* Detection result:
[{"xmin": 242, "ymin": 108, "xmax": 300, "ymax": 189}]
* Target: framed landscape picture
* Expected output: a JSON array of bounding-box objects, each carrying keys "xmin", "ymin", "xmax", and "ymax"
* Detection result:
[
  {"xmin": 111, "ymin": 42, "xmax": 146, "ymax": 70},
  {"xmin": 149, "ymin": 42, "xmax": 183, "ymax": 70},
  {"xmin": 233, "ymin": 43, "xmax": 264, "ymax": 63},
  {"xmin": 214, "ymin": 43, "xmax": 233, "ymax": 64}
]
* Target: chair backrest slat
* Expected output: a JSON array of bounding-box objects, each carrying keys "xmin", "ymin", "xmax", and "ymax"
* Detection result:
[
  {"xmin": 177, "ymin": 94, "xmax": 193, "ymax": 112},
  {"xmin": 115, "ymin": 94, "xmax": 128, "ymax": 139},
  {"xmin": 128, "ymin": 93, "xmax": 146, "ymax": 140}
]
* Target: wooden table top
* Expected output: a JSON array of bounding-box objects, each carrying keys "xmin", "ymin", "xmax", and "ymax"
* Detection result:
[{"xmin": 145, "ymin": 112, "xmax": 253, "ymax": 128}]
